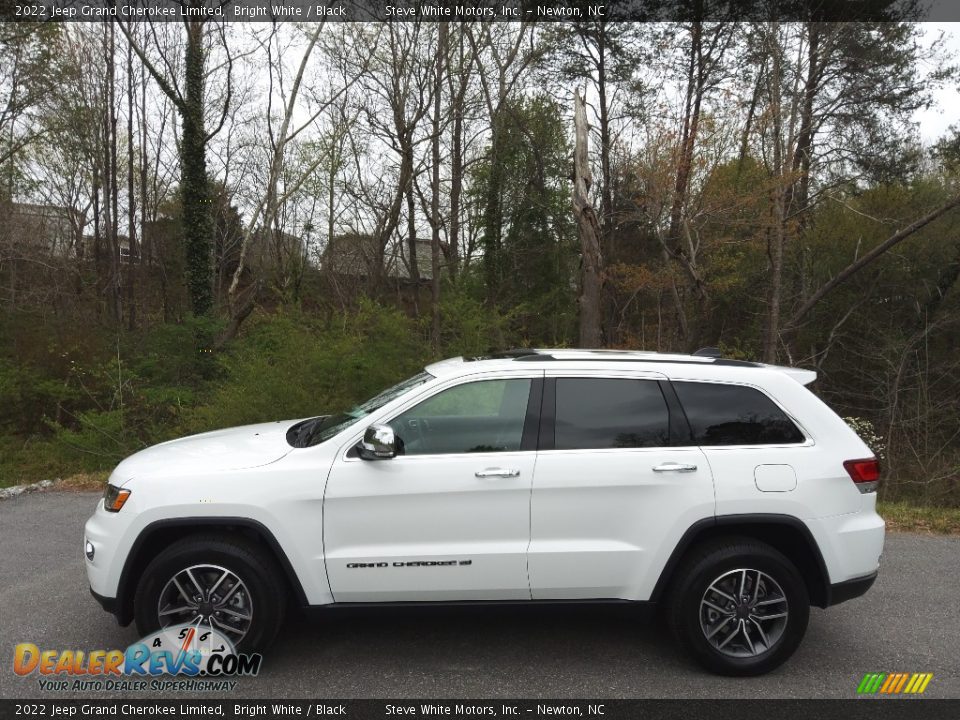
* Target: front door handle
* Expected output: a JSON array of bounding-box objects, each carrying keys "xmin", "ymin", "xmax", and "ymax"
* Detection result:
[
  {"xmin": 652, "ymin": 462, "xmax": 698, "ymax": 473},
  {"xmin": 475, "ymin": 467, "xmax": 521, "ymax": 478}
]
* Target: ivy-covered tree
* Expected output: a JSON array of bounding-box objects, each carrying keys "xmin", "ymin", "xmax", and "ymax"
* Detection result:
[
  {"xmin": 120, "ymin": 16, "xmax": 233, "ymax": 316},
  {"xmin": 471, "ymin": 95, "xmax": 577, "ymax": 344}
]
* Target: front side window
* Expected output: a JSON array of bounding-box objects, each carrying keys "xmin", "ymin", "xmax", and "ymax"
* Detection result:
[
  {"xmin": 673, "ymin": 382, "xmax": 805, "ymax": 446},
  {"xmin": 554, "ymin": 378, "xmax": 670, "ymax": 450},
  {"xmin": 390, "ymin": 378, "xmax": 532, "ymax": 455}
]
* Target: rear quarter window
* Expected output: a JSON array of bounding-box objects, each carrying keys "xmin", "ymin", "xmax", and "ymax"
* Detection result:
[{"xmin": 673, "ymin": 382, "xmax": 805, "ymax": 446}]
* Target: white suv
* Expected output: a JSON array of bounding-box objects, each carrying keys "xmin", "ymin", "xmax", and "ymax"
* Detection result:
[{"xmin": 84, "ymin": 349, "xmax": 884, "ymax": 675}]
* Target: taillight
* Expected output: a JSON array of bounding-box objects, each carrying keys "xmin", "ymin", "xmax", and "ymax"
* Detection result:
[{"xmin": 844, "ymin": 458, "xmax": 880, "ymax": 493}]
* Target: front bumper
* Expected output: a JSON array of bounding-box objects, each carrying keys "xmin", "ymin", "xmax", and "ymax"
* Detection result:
[{"xmin": 89, "ymin": 586, "xmax": 117, "ymax": 615}]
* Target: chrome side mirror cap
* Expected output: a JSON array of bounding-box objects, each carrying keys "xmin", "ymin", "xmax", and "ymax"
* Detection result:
[{"xmin": 358, "ymin": 424, "xmax": 397, "ymax": 460}]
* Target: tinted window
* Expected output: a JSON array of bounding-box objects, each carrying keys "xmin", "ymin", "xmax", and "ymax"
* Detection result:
[
  {"xmin": 555, "ymin": 378, "xmax": 670, "ymax": 449},
  {"xmin": 390, "ymin": 379, "xmax": 531, "ymax": 455},
  {"xmin": 674, "ymin": 382, "xmax": 804, "ymax": 446}
]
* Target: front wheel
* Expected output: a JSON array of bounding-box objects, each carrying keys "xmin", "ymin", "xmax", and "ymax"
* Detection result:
[
  {"xmin": 134, "ymin": 534, "xmax": 286, "ymax": 652},
  {"xmin": 668, "ymin": 538, "xmax": 810, "ymax": 676}
]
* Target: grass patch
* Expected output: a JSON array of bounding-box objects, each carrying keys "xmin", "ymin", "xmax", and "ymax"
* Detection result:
[
  {"xmin": 58, "ymin": 471, "xmax": 109, "ymax": 492},
  {"xmin": 878, "ymin": 501, "xmax": 960, "ymax": 535}
]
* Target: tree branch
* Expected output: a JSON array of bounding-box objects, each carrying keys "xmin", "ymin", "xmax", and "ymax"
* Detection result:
[{"xmin": 785, "ymin": 193, "xmax": 960, "ymax": 329}]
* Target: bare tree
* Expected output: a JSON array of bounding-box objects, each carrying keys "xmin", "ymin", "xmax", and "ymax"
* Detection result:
[
  {"xmin": 220, "ymin": 22, "xmax": 367, "ymax": 343},
  {"xmin": 573, "ymin": 88, "xmax": 603, "ymax": 347}
]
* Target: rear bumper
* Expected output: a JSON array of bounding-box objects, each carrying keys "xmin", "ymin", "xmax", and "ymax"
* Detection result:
[
  {"xmin": 825, "ymin": 570, "xmax": 877, "ymax": 607},
  {"xmin": 806, "ymin": 495, "xmax": 885, "ymax": 587}
]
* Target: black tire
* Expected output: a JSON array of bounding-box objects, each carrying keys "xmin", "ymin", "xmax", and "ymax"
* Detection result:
[
  {"xmin": 134, "ymin": 533, "xmax": 286, "ymax": 652},
  {"xmin": 667, "ymin": 537, "xmax": 809, "ymax": 676}
]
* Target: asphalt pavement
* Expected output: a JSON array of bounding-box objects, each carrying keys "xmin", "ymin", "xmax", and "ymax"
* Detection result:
[{"xmin": 1, "ymin": 490, "xmax": 957, "ymax": 699}]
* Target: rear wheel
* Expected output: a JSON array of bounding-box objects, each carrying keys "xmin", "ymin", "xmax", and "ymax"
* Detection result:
[
  {"xmin": 668, "ymin": 538, "xmax": 809, "ymax": 675},
  {"xmin": 134, "ymin": 534, "xmax": 286, "ymax": 651}
]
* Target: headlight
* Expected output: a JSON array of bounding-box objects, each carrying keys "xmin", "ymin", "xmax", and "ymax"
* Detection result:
[{"xmin": 103, "ymin": 484, "xmax": 131, "ymax": 513}]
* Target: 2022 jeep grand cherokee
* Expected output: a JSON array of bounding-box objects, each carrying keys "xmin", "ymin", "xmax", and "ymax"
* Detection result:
[{"xmin": 84, "ymin": 348, "xmax": 884, "ymax": 675}]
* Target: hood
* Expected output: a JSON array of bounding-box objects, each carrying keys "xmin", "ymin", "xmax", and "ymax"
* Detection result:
[{"xmin": 110, "ymin": 420, "xmax": 300, "ymax": 486}]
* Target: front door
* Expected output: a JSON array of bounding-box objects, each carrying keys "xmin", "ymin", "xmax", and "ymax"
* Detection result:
[{"xmin": 323, "ymin": 374, "xmax": 541, "ymax": 602}]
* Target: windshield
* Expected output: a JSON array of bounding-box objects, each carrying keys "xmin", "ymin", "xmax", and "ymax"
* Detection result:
[{"xmin": 287, "ymin": 371, "xmax": 433, "ymax": 448}]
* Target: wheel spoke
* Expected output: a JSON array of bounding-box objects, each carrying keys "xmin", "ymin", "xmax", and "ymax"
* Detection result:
[
  {"xmin": 218, "ymin": 578, "xmax": 243, "ymax": 606},
  {"xmin": 716, "ymin": 621, "xmax": 741, "ymax": 650},
  {"xmin": 741, "ymin": 619, "xmax": 756, "ymax": 654},
  {"xmin": 738, "ymin": 570, "xmax": 748, "ymax": 598},
  {"xmin": 750, "ymin": 617, "xmax": 770, "ymax": 647},
  {"xmin": 159, "ymin": 605, "xmax": 195, "ymax": 617},
  {"xmin": 707, "ymin": 585, "xmax": 737, "ymax": 604},
  {"xmin": 705, "ymin": 616, "xmax": 733, "ymax": 640},
  {"xmin": 216, "ymin": 606, "xmax": 252, "ymax": 621},
  {"xmin": 754, "ymin": 611, "xmax": 788, "ymax": 621},
  {"xmin": 702, "ymin": 599, "xmax": 734, "ymax": 616},
  {"xmin": 207, "ymin": 570, "xmax": 229, "ymax": 598},
  {"xmin": 210, "ymin": 615, "xmax": 244, "ymax": 636},
  {"xmin": 754, "ymin": 597, "xmax": 786, "ymax": 607},
  {"xmin": 184, "ymin": 568, "xmax": 206, "ymax": 600},
  {"xmin": 171, "ymin": 577, "xmax": 193, "ymax": 604}
]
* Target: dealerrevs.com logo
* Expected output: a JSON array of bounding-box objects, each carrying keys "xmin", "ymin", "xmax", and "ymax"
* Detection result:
[{"xmin": 13, "ymin": 624, "xmax": 262, "ymax": 692}]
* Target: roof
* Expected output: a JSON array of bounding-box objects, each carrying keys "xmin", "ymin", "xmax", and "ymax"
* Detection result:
[{"xmin": 424, "ymin": 348, "xmax": 818, "ymax": 386}]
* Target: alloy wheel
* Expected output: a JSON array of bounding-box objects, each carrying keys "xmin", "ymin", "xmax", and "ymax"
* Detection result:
[
  {"xmin": 699, "ymin": 568, "xmax": 789, "ymax": 658},
  {"xmin": 156, "ymin": 564, "xmax": 254, "ymax": 643}
]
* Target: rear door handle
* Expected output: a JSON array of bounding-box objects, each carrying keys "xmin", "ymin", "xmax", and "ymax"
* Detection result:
[
  {"xmin": 652, "ymin": 462, "xmax": 698, "ymax": 473},
  {"xmin": 475, "ymin": 467, "xmax": 521, "ymax": 478}
]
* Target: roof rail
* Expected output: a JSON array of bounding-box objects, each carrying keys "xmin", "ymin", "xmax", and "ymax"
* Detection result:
[
  {"xmin": 465, "ymin": 349, "xmax": 541, "ymax": 362},
  {"xmin": 693, "ymin": 347, "xmax": 722, "ymax": 358}
]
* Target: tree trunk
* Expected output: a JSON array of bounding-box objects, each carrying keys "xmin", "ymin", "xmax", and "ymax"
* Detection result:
[
  {"xmin": 126, "ymin": 34, "xmax": 137, "ymax": 331},
  {"xmin": 662, "ymin": 20, "xmax": 708, "ymax": 346},
  {"xmin": 405, "ymin": 161, "xmax": 419, "ymax": 317},
  {"xmin": 763, "ymin": 24, "xmax": 786, "ymax": 365},
  {"xmin": 105, "ymin": 23, "xmax": 121, "ymax": 323},
  {"xmin": 596, "ymin": 26, "xmax": 613, "ymax": 254},
  {"xmin": 447, "ymin": 28, "xmax": 466, "ymax": 280},
  {"xmin": 181, "ymin": 19, "xmax": 213, "ymax": 316},
  {"xmin": 573, "ymin": 88, "xmax": 603, "ymax": 348},
  {"xmin": 430, "ymin": 22, "xmax": 447, "ymax": 352},
  {"xmin": 482, "ymin": 118, "xmax": 504, "ymax": 305}
]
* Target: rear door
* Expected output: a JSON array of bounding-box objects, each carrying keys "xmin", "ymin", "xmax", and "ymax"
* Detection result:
[{"xmin": 528, "ymin": 370, "xmax": 715, "ymax": 600}]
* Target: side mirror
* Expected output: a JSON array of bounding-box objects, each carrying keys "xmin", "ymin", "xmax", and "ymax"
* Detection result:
[{"xmin": 357, "ymin": 424, "xmax": 397, "ymax": 460}]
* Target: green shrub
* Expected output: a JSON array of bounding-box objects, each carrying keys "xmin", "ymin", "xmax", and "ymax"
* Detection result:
[{"xmin": 184, "ymin": 303, "xmax": 427, "ymax": 433}]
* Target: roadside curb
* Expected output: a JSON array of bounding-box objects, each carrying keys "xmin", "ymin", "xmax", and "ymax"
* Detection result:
[{"xmin": 0, "ymin": 478, "xmax": 59, "ymax": 500}]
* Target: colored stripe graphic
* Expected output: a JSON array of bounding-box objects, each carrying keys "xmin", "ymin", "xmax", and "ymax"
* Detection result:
[{"xmin": 857, "ymin": 673, "xmax": 933, "ymax": 695}]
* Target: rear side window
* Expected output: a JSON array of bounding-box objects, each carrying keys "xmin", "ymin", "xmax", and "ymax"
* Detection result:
[
  {"xmin": 673, "ymin": 382, "xmax": 804, "ymax": 446},
  {"xmin": 555, "ymin": 378, "xmax": 670, "ymax": 449}
]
